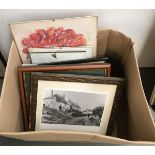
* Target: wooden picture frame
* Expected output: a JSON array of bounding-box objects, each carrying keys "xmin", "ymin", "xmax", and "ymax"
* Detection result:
[
  {"xmin": 18, "ymin": 63, "xmax": 111, "ymax": 131},
  {"xmin": 30, "ymin": 73, "xmax": 124, "ymax": 135}
]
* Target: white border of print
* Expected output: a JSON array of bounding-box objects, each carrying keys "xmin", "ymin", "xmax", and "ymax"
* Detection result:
[{"xmin": 35, "ymin": 80, "xmax": 117, "ymax": 135}]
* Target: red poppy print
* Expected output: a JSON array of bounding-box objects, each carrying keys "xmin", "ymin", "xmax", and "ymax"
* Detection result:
[{"xmin": 21, "ymin": 27, "xmax": 87, "ymax": 54}]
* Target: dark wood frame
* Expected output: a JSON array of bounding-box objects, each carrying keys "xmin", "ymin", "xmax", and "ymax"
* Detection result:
[
  {"xmin": 30, "ymin": 73, "xmax": 124, "ymax": 135},
  {"xmin": 18, "ymin": 63, "xmax": 111, "ymax": 131}
]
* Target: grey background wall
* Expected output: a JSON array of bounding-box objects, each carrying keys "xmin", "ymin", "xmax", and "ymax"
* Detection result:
[{"xmin": 0, "ymin": 9, "xmax": 154, "ymax": 67}]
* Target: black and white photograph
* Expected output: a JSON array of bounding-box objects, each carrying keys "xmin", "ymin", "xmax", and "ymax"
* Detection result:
[
  {"xmin": 35, "ymin": 80, "xmax": 117, "ymax": 134},
  {"xmin": 41, "ymin": 89, "xmax": 106, "ymax": 127}
]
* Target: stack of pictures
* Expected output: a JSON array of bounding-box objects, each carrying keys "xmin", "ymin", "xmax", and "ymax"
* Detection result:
[{"xmin": 10, "ymin": 16, "xmax": 124, "ymax": 136}]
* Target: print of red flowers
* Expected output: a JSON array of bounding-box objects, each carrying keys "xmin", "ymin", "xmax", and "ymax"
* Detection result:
[{"xmin": 21, "ymin": 27, "xmax": 87, "ymax": 54}]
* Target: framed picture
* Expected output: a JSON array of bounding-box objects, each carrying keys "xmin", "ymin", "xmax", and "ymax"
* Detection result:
[
  {"xmin": 0, "ymin": 51, "xmax": 6, "ymax": 78},
  {"xmin": 29, "ymin": 46, "xmax": 93, "ymax": 64},
  {"xmin": 18, "ymin": 63, "xmax": 111, "ymax": 131},
  {"xmin": 30, "ymin": 74, "xmax": 124, "ymax": 135},
  {"xmin": 10, "ymin": 16, "xmax": 98, "ymax": 64}
]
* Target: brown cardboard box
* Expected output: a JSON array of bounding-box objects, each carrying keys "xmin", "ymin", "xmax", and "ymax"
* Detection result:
[{"xmin": 0, "ymin": 29, "xmax": 155, "ymax": 145}]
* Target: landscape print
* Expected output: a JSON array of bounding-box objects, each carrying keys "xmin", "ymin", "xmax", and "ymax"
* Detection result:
[{"xmin": 41, "ymin": 89, "xmax": 107, "ymax": 127}]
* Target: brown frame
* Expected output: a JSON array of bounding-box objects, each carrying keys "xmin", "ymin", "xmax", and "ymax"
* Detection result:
[
  {"xmin": 18, "ymin": 63, "xmax": 111, "ymax": 131},
  {"xmin": 30, "ymin": 73, "xmax": 124, "ymax": 135}
]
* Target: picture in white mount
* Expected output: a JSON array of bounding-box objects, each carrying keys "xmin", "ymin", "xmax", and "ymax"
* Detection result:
[{"xmin": 35, "ymin": 80, "xmax": 117, "ymax": 134}]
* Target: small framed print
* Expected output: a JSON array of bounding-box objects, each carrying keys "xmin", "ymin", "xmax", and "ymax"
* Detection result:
[
  {"xmin": 18, "ymin": 63, "xmax": 111, "ymax": 131},
  {"xmin": 30, "ymin": 74, "xmax": 124, "ymax": 135},
  {"xmin": 10, "ymin": 16, "xmax": 97, "ymax": 63},
  {"xmin": 29, "ymin": 46, "xmax": 93, "ymax": 64}
]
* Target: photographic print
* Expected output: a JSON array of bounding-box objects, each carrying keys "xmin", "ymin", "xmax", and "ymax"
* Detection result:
[
  {"xmin": 10, "ymin": 16, "xmax": 97, "ymax": 63},
  {"xmin": 35, "ymin": 79, "xmax": 121, "ymax": 134},
  {"xmin": 41, "ymin": 89, "xmax": 106, "ymax": 127}
]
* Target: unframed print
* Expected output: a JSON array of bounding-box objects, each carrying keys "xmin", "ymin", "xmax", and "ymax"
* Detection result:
[{"xmin": 10, "ymin": 16, "xmax": 97, "ymax": 63}]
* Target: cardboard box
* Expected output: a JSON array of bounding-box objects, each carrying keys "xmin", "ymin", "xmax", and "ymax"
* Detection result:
[{"xmin": 0, "ymin": 29, "xmax": 155, "ymax": 145}]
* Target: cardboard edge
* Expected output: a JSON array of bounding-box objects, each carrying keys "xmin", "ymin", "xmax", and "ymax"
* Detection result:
[
  {"xmin": 0, "ymin": 130, "xmax": 155, "ymax": 145},
  {"xmin": 130, "ymin": 47, "xmax": 155, "ymax": 129},
  {"xmin": 125, "ymin": 47, "xmax": 155, "ymax": 140}
]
